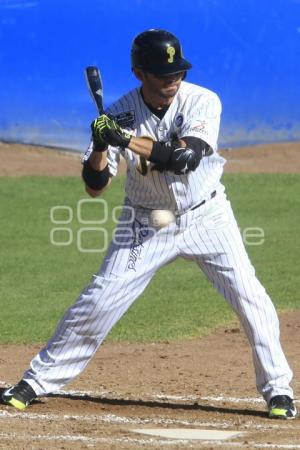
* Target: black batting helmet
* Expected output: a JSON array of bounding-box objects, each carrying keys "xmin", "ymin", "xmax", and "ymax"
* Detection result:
[{"xmin": 131, "ymin": 29, "xmax": 192, "ymax": 76}]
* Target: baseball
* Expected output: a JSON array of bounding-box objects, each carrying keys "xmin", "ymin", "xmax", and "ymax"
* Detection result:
[{"xmin": 150, "ymin": 209, "xmax": 175, "ymax": 228}]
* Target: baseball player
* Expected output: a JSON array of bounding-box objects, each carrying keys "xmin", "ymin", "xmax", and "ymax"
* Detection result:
[{"xmin": 3, "ymin": 29, "xmax": 296, "ymax": 419}]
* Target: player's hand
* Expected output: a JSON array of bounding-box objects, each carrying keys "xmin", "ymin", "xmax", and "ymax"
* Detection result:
[
  {"xmin": 91, "ymin": 117, "xmax": 109, "ymax": 152},
  {"xmin": 151, "ymin": 143, "xmax": 201, "ymax": 175},
  {"xmin": 92, "ymin": 114, "xmax": 131, "ymax": 148}
]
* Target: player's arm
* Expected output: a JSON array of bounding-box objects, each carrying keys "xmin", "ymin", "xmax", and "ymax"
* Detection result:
[
  {"xmin": 128, "ymin": 135, "xmax": 212, "ymax": 165},
  {"xmin": 179, "ymin": 93, "xmax": 222, "ymax": 154},
  {"xmin": 147, "ymin": 136, "xmax": 209, "ymax": 175},
  {"xmin": 129, "ymin": 134, "xmax": 213, "ymax": 175},
  {"xmin": 128, "ymin": 136, "xmax": 187, "ymax": 158},
  {"xmin": 180, "ymin": 136, "xmax": 213, "ymax": 157},
  {"xmin": 83, "ymin": 151, "xmax": 112, "ymax": 197},
  {"xmin": 81, "ymin": 120, "xmax": 112, "ymax": 198},
  {"xmin": 91, "ymin": 114, "xmax": 205, "ymax": 175},
  {"xmin": 152, "ymin": 92, "xmax": 221, "ymax": 173}
]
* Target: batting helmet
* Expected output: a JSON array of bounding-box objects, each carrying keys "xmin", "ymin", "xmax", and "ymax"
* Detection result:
[{"xmin": 131, "ymin": 29, "xmax": 192, "ymax": 76}]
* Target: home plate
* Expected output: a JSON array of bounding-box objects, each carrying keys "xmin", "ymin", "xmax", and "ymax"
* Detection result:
[{"xmin": 131, "ymin": 428, "xmax": 242, "ymax": 440}]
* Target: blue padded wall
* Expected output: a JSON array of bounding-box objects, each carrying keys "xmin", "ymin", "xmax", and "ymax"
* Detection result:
[{"xmin": 0, "ymin": 0, "xmax": 299, "ymax": 151}]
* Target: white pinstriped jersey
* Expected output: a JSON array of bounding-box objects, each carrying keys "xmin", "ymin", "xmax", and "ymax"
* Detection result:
[
  {"xmin": 23, "ymin": 83, "xmax": 294, "ymax": 404},
  {"xmin": 88, "ymin": 81, "xmax": 226, "ymax": 212}
]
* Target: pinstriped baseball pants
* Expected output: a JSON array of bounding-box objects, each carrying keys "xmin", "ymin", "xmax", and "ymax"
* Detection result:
[{"xmin": 24, "ymin": 193, "xmax": 293, "ymax": 403}]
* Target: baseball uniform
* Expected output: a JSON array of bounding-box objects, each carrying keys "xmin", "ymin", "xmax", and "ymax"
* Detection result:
[{"xmin": 21, "ymin": 81, "xmax": 293, "ymax": 404}]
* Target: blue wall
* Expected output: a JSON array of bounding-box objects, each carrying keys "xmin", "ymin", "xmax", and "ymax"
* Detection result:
[{"xmin": 0, "ymin": 0, "xmax": 299, "ymax": 151}]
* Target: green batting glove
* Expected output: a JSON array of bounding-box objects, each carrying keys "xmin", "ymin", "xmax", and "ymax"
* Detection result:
[
  {"xmin": 91, "ymin": 115, "xmax": 109, "ymax": 152},
  {"xmin": 102, "ymin": 115, "xmax": 132, "ymax": 148}
]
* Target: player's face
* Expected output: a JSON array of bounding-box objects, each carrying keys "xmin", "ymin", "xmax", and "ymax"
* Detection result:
[
  {"xmin": 145, "ymin": 72, "xmax": 184, "ymax": 98},
  {"xmin": 137, "ymin": 70, "xmax": 185, "ymax": 106}
]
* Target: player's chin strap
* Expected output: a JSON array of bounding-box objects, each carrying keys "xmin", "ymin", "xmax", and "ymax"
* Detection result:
[{"xmin": 149, "ymin": 137, "xmax": 212, "ymax": 175}]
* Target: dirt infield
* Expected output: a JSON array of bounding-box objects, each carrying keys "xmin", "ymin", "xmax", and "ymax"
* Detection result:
[
  {"xmin": 1, "ymin": 313, "xmax": 300, "ymax": 449},
  {"xmin": 1, "ymin": 141, "xmax": 300, "ymax": 449},
  {"xmin": 1, "ymin": 140, "xmax": 300, "ymax": 176}
]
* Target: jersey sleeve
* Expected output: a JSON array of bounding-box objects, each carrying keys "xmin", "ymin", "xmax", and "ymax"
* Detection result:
[
  {"xmin": 106, "ymin": 145, "xmax": 120, "ymax": 176},
  {"xmin": 179, "ymin": 93, "xmax": 222, "ymax": 150}
]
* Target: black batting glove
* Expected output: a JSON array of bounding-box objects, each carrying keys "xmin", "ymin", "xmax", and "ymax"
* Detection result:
[
  {"xmin": 150, "ymin": 139, "xmax": 201, "ymax": 175},
  {"xmin": 170, "ymin": 147, "xmax": 201, "ymax": 175}
]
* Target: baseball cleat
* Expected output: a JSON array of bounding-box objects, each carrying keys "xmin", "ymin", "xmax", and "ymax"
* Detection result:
[
  {"xmin": 268, "ymin": 395, "xmax": 297, "ymax": 419},
  {"xmin": 2, "ymin": 380, "xmax": 37, "ymax": 410}
]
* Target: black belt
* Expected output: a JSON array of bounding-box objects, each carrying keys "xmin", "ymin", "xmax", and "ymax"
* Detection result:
[{"xmin": 191, "ymin": 191, "xmax": 216, "ymax": 211}]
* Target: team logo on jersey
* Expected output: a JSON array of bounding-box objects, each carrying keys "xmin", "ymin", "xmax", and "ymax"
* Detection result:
[
  {"xmin": 175, "ymin": 113, "xmax": 184, "ymax": 128},
  {"xmin": 115, "ymin": 111, "xmax": 135, "ymax": 129}
]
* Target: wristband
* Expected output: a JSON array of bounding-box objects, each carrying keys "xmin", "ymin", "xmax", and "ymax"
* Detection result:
[
  {"xmin": 93, "ymin": 140, "xmax": 108, "ymax": 152},
  {"xmin": 82, "ymin": 160, "xmax": 110, "ymax": 190}
]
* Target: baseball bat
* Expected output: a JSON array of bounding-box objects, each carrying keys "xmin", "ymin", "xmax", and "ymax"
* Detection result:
[
  {"xmin": 84, "ymin": 66, "xmax": 104, "ymax": 114},
  {"xmin": 85, "ymin": 65, "xmax": 149, "ymax": 175}
]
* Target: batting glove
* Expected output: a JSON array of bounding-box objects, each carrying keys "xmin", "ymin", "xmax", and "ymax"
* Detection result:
[
  {"xmin": 91, "ymin": 116, "xmax": 109, "ymax": 152},
  {"xmin": 92, "ymin": 114, "xmax": 132, "ymax": 148}
]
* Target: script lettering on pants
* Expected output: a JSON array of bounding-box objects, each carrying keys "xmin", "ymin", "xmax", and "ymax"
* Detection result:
[{"xmin": 127, "ymin": 220, "xmax": 149, "ymax": 271}]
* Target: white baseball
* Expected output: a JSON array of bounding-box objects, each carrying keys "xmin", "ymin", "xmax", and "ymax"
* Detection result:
[{"xmin": 150, "ymin": 209, "xmax": 175, "ymax": 228}]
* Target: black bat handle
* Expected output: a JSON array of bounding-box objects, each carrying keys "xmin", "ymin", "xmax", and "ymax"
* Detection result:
[{"xmin": 85, "ymin": 66, "xmax": 104, "ymax": 114}]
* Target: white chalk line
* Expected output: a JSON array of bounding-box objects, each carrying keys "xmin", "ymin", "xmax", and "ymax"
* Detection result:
[
  {"xmin": 2, "ymin": 380, "xmax": 300, "ymax": 448},
  {"xmin": 53, "ymin": 388, "xmax": 300, "ymax": 406},
  {"xmin": 57, "ymin": 387, "xmax": 267, "ymax": 404},
  {"xmin": 0, "ymin": 409, "xmax": 299, "ymax": 432},
  {"xmin": 0, "ymin": 409, "xmax": 228, "ymax": 427},
  {"xmin": 1, "ymin": 395, "xmax": 300, "ymax": 447},
  {"xmin": 0, "ymin": 431, "xmax": 300, "ymax": 449},
  {"xmin": 1, "ymin": 381, "xmax": 300, "ymax": 431},
  {"xmin": 2, "ymin": 379, "xmax": 298, "ymax": 406},
  {"xmin": 0, "ymin": 409, "xmax": 259, "ymax": 429},
  {"xmin": 0, "ymin": 431, "xmax": 200, "ymax": 447}
]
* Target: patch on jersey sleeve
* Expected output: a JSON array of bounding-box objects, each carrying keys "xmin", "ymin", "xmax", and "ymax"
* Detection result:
[
  {"xmin": 175, "ymin": 113, "xmax": 184, "ymax": 128},
  {"xmin": 189, "ymin": 120, "xmax": 209, "ymax": 135},
  {"xmin": 115, "ymin": 110, "xmax": 135, "ymax": 129}
]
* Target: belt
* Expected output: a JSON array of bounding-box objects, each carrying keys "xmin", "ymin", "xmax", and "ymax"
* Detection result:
[{"xmin": 191, "ymin": 190, "xmax": 216, "ymax": 211}]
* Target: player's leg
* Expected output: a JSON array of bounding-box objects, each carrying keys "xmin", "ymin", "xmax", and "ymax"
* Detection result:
[
  {"xmin": 179, "ymin": 193, "xmax": 294, "ymax": 410},
  {"xmin": 5, "ymin": 206, "xmax": 178, "ymax": 402}
]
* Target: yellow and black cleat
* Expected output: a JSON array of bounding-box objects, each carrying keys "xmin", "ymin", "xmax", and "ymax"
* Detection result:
[
  {"xmin": 2, "ymin": 380, "xmax": 37, "ymax": 410},
  {"xmin": 268, "ymin": 395, "xmax": 297, "ymax": 419}
]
